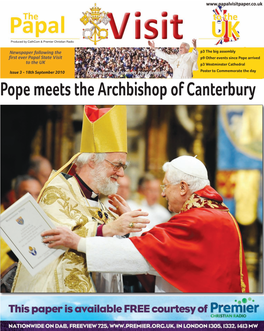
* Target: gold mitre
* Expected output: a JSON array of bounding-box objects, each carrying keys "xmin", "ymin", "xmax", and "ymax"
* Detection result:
[
  {"xmin": 80, "ymin": 105, "xmax": 127, "ymax": 153},
  {"xmin": 37, "ymin": 105, "xmax": 127, "ymax": 203}
]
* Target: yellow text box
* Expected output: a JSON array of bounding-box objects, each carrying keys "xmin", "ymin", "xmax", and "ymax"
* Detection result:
[
  {"xmin": 193, "ymin": 48, "xmax": 264, "ymax": 79},
  {"xmin": 0, "ymin": 48, "xmax": 74, "ymax": 78}
]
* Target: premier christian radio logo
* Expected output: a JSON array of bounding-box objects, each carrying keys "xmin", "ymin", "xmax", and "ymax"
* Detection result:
[{"xmin": 80, "ymin": 3, "xmax": 111, "ymax": 45}]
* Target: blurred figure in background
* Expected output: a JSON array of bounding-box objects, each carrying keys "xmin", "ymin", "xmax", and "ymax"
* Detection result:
[
  {"xmin": 116, "ymin": 175, "xmax": 131, "ymax": 201},
  {"xmin": 1, "ymin": 155, "xmax": 52, "ymax": 210},
  {"xmin": 129, "ymin": 173, "xmax": 171, "ymax": 236},
  {"xmin": 14, "ymin": 175, "xmax": 42, "ymax": 201},
  {"xmin": 28, "ymin": 155, "xmax": 52, "ymax": 187}
]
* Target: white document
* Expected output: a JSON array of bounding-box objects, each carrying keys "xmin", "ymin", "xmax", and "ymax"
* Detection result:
[{"xmin": 0, "ymin": 193, "xmax": 65, "ymax": 276}]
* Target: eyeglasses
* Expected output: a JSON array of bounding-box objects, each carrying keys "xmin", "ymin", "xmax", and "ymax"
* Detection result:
[
  {"xmin": 160, "ymin": 184, "xmax": 169, "ymax": 193},
  {"xmin": 105, "ymin": 159, "xmax": 128, "ymax": 171},
  {"xmin": 160, "ymin": 182, "xmax": 189, "ymax": 193}
]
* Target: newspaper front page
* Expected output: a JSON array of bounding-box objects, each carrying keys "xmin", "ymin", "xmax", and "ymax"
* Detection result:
[{"xmin": 1, "ymin": 0, "xmax": 263, "ymax": 330}]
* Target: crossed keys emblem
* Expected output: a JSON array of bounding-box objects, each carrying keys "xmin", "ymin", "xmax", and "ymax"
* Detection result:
[{"xmin": 81, "ymin": 3, "xmax": 111, "ymax": 45}]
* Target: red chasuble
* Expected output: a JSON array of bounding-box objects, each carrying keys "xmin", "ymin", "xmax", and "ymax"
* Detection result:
[{"xmin": 130, "ymin": 186, "xmax": 249, "ymax": 293}]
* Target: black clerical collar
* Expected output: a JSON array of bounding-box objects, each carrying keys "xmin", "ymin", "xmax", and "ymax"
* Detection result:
[{"xmin": 74, "ymin": 174, "xmax": 98, "ymax": 201}]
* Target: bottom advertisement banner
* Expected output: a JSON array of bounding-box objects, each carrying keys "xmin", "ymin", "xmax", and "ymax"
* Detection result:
[
  {"xmin": 0, "ymin": 320, "xmax": 263, "ymax": 331},
  {"xmin": 1, "ymin": 295, "xmax": 263, "ymax": 331}
]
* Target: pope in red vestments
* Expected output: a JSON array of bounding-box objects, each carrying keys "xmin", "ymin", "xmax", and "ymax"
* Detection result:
[{"xmin": 130, "ymin": 185, "xmax": 249, "ymax": 293}]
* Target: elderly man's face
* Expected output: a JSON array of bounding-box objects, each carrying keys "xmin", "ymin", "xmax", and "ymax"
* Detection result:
[
  {"xmin": 179, "ymin": 43, "xmax": 188, "ymax": 55},
  {"xmin": 161, "ymin": 174, "xmax": 183, "ymax": 213},
  {"xmin": 103, "ymin": 152, "xmax": 127, "ymax": 182},
  {"xmin": 92, "ymin": 152, "xmax": 127, "ymax": 195}
]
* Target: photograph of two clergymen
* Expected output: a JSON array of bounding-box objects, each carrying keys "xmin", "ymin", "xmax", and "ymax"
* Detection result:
[{"xmin": 1, "ymin": 105, "xmax": 262, "ymax": 293}]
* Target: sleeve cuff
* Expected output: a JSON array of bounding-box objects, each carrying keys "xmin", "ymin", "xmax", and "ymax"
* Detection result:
[
  {"xmin": 77, "ymin": 238, "xmax": 86, "ymax": 253},
  {"xmin": 96, "ymin": 224, "xmax": 104, "ymax": 236},
  {"xmin": 77, "ymin": 224, "xmax": 104, "ymax": 252}
]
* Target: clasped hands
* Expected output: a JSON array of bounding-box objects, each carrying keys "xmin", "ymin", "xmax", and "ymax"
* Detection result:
[{"xmin": 42, "ymin": 194, "xmax": 149, "ymax": 249}]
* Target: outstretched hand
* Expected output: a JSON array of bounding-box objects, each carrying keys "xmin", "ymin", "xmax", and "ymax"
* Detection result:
[
  {"xmin": 102, "ymin": 210, "xmax": 150, "ymax": 237},
  {"xmin": 108, "ymin": 194, "xmax": 131, "ymax": 216},
  {"xmin": 192, "ymin": 39, "xmax": 197, "ymax": 49},
  {"xmin": 148, "ymin": 41, "xmax": 155, "ymax": 48},
  {"xmin": 42, "ymin": 227, "xmax": 80, "ymax": 250}
]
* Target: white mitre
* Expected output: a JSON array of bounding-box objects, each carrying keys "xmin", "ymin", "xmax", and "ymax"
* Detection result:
[{"xmin": 163, "ymin": 156, "xmax": 208, "ymax": 180}]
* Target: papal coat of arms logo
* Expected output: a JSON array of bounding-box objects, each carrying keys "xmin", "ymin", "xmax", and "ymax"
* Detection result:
[
  {"xmin": 80, "ymin": 3, "xmax": 111, "ymax": 45},
  {"xmin": 16, "ymin": 216, "xmax": 24, "ymax": 225}
]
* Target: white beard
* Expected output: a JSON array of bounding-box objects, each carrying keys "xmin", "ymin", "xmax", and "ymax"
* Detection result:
[{"xmin": 92, "ymin": 165, "xmax": 119, "ymax": 195}]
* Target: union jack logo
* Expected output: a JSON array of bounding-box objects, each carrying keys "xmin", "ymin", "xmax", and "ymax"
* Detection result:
[{"xmin": 213, "ymin": 6, "xmax": 240, "ymax": 45}]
